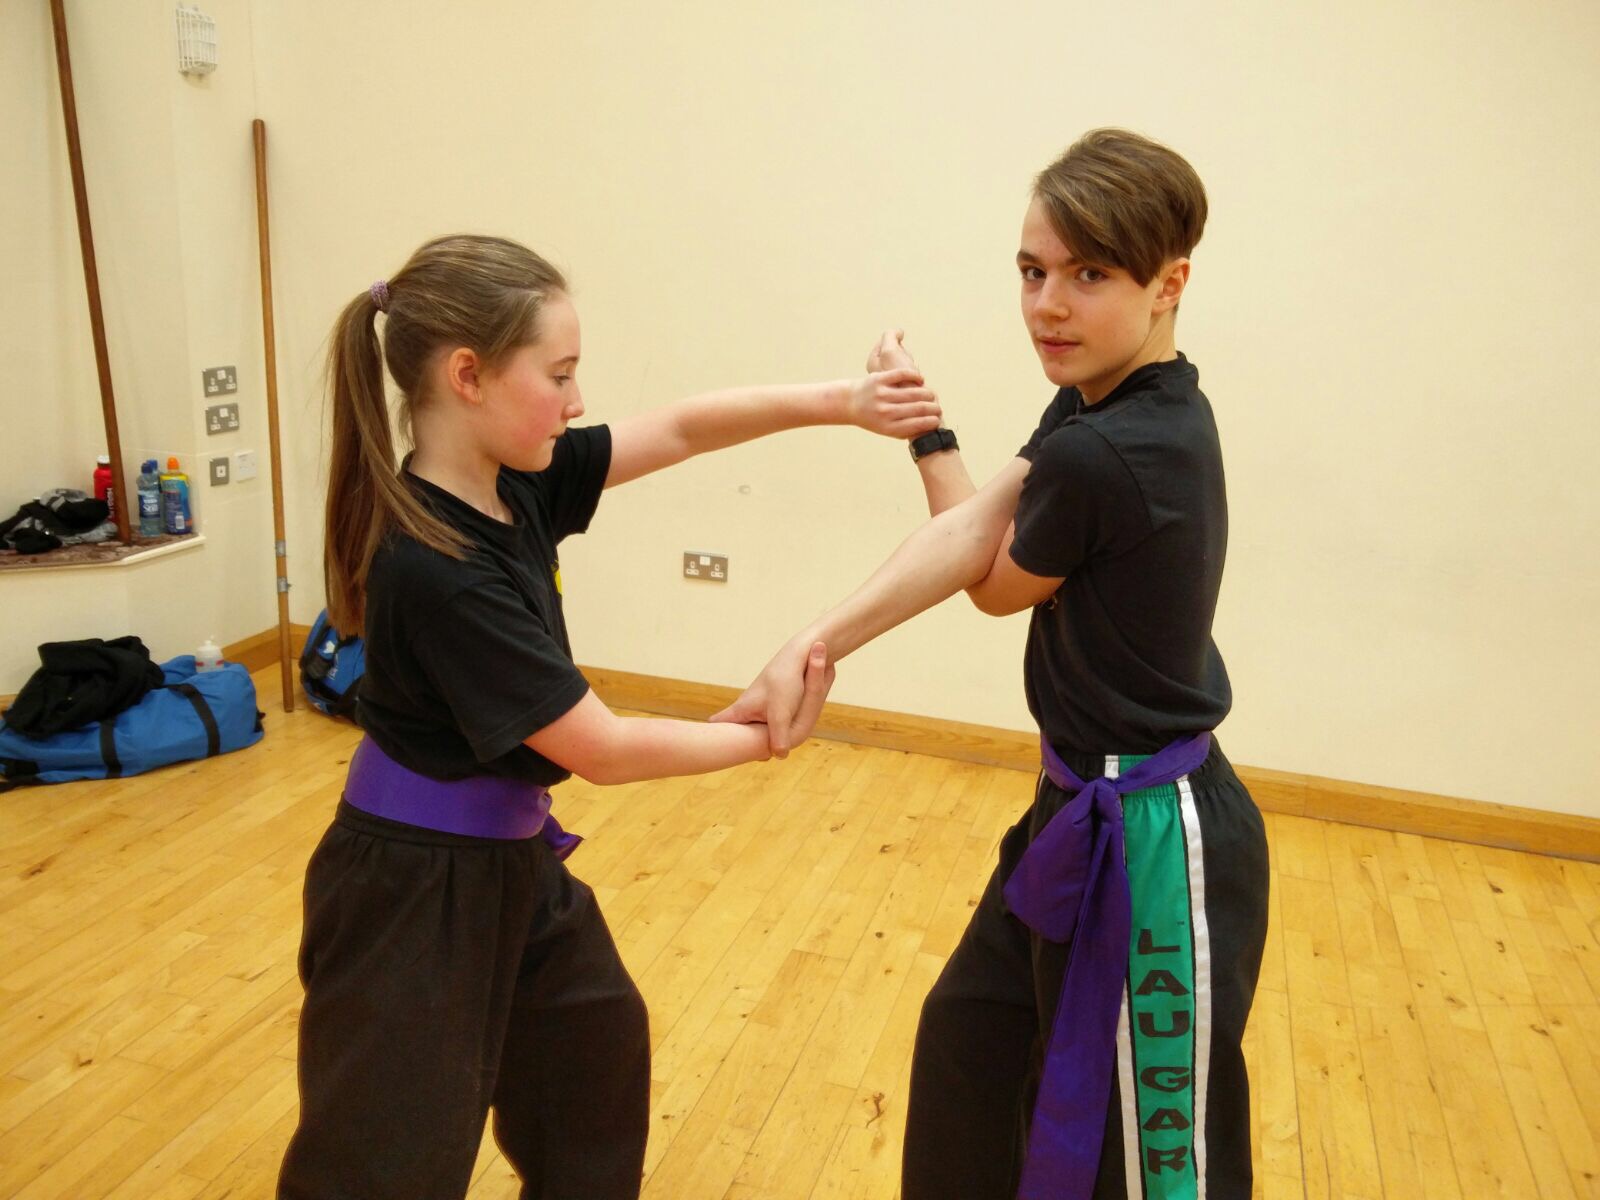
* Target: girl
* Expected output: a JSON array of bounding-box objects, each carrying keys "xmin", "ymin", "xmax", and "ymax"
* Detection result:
[{"xmin": 277, "ymin": 234, "xmax": 941, "ymax": 1200}]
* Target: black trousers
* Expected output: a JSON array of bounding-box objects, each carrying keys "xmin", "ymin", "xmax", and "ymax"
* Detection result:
[
  {"xmin": 903, "ymin": 740, "xmax": 1270, "ymax": 1200},
  {"xmin": 278, "ymin": 802, "xmax": 649, "ymax": 1200}
]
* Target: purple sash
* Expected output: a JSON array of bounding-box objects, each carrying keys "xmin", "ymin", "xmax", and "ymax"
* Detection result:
[
  {"xmin": 343, "ymin": 736, "xmax": 582, "ymax": 858},
  {"xmin": 1002, "ymin": 732, "xmax": 1210, "ymax": 1200}
]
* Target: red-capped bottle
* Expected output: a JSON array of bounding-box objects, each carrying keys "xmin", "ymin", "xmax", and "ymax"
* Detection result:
[{"xmin": 93, "ymin": 455, "xmax": 116, "ymax": 521}]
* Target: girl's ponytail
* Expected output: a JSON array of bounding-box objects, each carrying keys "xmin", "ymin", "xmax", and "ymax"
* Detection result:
[{"xmin": 323, "ymin": 290, "xmax": 465, "ymax": 635}]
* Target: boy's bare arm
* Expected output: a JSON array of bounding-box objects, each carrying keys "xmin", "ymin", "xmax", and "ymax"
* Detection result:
[
  {"xmin": 710, "ymin": 459, "xmax": 1030, "ymax": 754},
  {"xmin": 867, "ymin": 330, "xmax": 979, "ymax": 517},
  {"xmin": 966, "ymin": 520, "xmax": 1064, "ymax": 615},
  {"xmin": 915, "ymin": 447, "xmax": 978, "ymax": 516},
  {"xmin": 871, "ymin": 330, "xmax": 1056, "ymax": 612}
]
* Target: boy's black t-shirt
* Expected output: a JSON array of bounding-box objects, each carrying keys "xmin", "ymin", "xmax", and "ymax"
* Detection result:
[
  {"xmin": 1011, "ymin": 355, "xmax": 1231, "ymax": 756},
  {"xmin": 357, "ymin": 425, "xmax": 612, "ymax": 786}
]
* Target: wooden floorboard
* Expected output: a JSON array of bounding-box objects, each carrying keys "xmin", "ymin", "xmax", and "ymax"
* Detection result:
[{"xmin": 1, "ymin": 668, "xmax": 1596, "ymax": 1198}]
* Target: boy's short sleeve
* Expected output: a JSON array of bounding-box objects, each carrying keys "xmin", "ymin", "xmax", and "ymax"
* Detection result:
[
  {"xmin": 408, "ymin": 581, "xmax": 592, "ymax": 763},
  {"xmin": 1010, "ymin": 424, "xmax": 1149, "ymax": 579},
  {"xmin": 1018, "ymin": 389, "xmax": 1077, "ymax": 461}
]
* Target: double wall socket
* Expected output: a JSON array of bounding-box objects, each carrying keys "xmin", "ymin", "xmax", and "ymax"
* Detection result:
[
  {"xmin": 683, "ymin": 552, "xmax": 728, "ymax": 582},
  {"xmin": 203, "ymin": 366, "xmax": 237, "ymax": 395},
  {"xmin": 206, "ymin": 402, "xmax": 240, "ymax": 434}
]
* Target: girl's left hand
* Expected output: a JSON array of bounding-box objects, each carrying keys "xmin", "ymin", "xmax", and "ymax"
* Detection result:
[{"xmin": 846, "ymin": 368, "xmax": 942, "ymax": 440}]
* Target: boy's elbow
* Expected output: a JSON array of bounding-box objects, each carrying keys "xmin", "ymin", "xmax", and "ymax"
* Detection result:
[{"xmin": 966, "ymin": 581, "xmax": 1011, "ymax": 616}]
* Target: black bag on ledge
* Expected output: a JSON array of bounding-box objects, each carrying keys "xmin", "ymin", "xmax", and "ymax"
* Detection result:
[{"xmin": 0, "ymin": 490, "xmax": 115, "ymax": 555}]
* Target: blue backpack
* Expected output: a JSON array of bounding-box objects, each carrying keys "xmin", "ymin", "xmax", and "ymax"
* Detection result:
[
  {"xmin": 0, "ymin": 656, "xmax": 264, "ymax": 788},
  {"xmin": 299, "ymin": 609, "xmax": 364, "ymax": 721}
]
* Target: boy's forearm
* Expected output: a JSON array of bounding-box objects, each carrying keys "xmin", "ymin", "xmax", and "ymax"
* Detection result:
[
  {"xmin": 916, "ymin": 448, "xmax": 978, "ymax": 516},
  {"xmin": 792, "ymin": 488, "xmax": 1012, "ymax": 662},
  {"xmin": 792, "ymin": 457, "xmax": 1029, "ymax": 656}
]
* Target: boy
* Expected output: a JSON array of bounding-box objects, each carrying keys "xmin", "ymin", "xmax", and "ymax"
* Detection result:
[{"xmin": 715, "ymin": 129, "xmax": 1269, "ymax": 1199}]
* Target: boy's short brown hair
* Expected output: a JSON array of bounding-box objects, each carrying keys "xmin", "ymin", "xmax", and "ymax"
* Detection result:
[{"xmin": 1033, "ymin": 129, "xmax": 1207, "ymax": 286}]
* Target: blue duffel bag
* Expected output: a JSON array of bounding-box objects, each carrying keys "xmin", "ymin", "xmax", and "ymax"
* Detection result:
[
  {"xmin": 299, "ymin": 609, "xmax": 364, "ymax": 722},
  {"xmin": 0, "ymin": 656, "xmax": 264, "ymax": 788}
]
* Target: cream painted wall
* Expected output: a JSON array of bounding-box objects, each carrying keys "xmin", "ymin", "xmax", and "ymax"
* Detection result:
[
  {"xmin": 250, "ymin": 2, "xmax": 1600, "ymax": 816},
  {"xmin": 4, "ymin": 0, "xmax": 280, "ymax": 690},
  {"xmin": 13, "ymin": 2, "xmax": 1598, "ymax": 818}
]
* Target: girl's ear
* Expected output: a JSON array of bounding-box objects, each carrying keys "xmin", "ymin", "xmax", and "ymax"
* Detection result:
[{"xmin": 442, "ymin": 346, "xmax": 484, "ymax": 404}]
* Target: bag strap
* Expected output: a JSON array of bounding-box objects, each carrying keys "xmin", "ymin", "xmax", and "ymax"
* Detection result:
[
  {"xmin": 304, "ymin": 675, "xmax": 360, "ymax": 719},
  {"xmin": 0, "ymin": 757, "xmax": 40, "ymax": 792},
  {"xmin": 170, "ymin": 683, "xmax": 222, "ymax": 758},
  {"xmin": 299, "ymin": 619, "xmax": 325, "ymax": 669},
  {"xmin": 301, "ymin": 617, "xmax": 359, "ymax": 665},
  {"xmin": 99, "ymin": 721, "xmax": 122, "ymax": 778}
]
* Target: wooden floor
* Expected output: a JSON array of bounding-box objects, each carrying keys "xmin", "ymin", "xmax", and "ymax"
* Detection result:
[{"xmin": 1, "ymin": 673, "xmax": 1598, "ymax": 1199}]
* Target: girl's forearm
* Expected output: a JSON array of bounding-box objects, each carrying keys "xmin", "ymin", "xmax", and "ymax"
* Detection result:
[
  {"xmin": 592, "ymin": 715, "xmax": 772, "ymax": 784},
  {"xmin": 668, "ymin": 382, "xmax": 849, "ymax": 456}
]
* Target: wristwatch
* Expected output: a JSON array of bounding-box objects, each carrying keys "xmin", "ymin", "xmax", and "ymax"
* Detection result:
[{"xmin": 909, "ymin": 427, "xmax": 959, "ymax": 461}]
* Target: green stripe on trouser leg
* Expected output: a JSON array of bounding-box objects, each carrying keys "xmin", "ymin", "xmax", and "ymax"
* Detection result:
[{"xmin": 1121, "ymin": 761, "xmax": 1200, "ymax": 1199}]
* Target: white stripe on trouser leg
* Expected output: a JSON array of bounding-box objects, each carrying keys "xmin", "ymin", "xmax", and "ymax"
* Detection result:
[
  {"xmin": 1178, "ymin": 774, "xmax": 1212, "ymax": 1197},
  {"xmin": 1115, "ymin": 983, "xmax": 1141, "ymax": 1195},
  {"xmin": 1106, "ymin": 756, "xmax": 1142, "ymax": 1194}
]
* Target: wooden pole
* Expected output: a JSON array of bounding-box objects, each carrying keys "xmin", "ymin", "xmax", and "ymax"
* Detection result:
[
  {"xmin": 50, "ymin": 0, "xmax": 132, "ymax": 543},
  {"xmin": 252, "ymin": 119, "xmax": 295, "ymax": 712}
]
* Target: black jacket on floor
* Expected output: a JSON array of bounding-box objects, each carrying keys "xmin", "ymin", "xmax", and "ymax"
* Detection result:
[{"xmin": 4, "ymin": 636, "xmax": 166, "ymax": 738}]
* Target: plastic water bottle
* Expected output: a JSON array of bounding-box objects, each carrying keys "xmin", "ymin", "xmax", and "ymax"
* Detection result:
[
  {"xmin": 160, "ymin": 456, "xmax": 193, "ymax": 534},
  {"xmin": 136, "ymin": 460, "xmax": 162, "ymax": 537},
  {"xmin": 195, "ymin": 636, "xmax": 224, "ymax": 672},
  {"xmin": 93, "ymin": 455, "xmax": 116, "ymax": 522}
]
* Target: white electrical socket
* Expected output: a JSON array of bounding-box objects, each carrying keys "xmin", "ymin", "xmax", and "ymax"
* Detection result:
[{"xmin": 233, "ymin": 449, "xmax": 258, "ymax": 481}]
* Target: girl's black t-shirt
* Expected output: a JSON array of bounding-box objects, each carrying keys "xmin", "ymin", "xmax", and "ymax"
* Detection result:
[{"xmin": 357, "ymin": 425, "xmax": 612, "ymax": 786}]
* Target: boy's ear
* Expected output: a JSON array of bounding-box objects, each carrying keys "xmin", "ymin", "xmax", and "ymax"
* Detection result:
[
  {"xmin": 1152, "ymin": 258, "xmax": 1191, "ymax": 315},
  {"xmin": 443, "ymin": 347, "xmax": 484, "ymax": 404}
]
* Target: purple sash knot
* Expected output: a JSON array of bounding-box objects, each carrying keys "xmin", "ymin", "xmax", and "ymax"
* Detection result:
[
  {"xmin": 343, "ymin": 736, "xmax": 582, "ymax": 859},
  {"xmin": 1002, "ymin": 732, "xmax": 1210, "ymax": 1200}
]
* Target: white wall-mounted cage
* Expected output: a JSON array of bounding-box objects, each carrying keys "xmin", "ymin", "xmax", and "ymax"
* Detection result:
[{"xmin": 175, "ymin": 5, "xmax": 218, "ymax": 76}]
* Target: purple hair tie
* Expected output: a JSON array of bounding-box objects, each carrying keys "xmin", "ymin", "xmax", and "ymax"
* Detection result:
[{"xmin": 370, "ymin": 279, "xmax": 391, "ymax": 312}]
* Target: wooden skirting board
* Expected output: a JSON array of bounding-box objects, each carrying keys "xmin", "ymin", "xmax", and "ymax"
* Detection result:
[
  {"xmin": 224, "ymin": 624, "xmax": 312, "ymax": 674},
  {"xmin": 12, "ymin": 629, "xmax": 1595, "ymax": 863},
  {"xmin": 577, "ymin": 665, "xmax": 1600, "ymax": 864}
]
